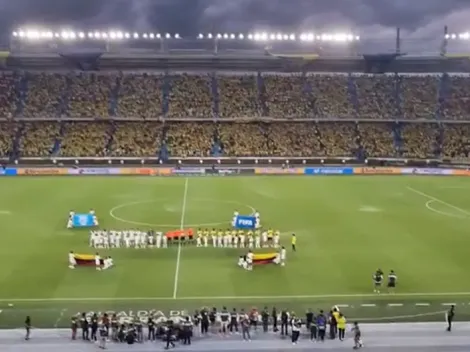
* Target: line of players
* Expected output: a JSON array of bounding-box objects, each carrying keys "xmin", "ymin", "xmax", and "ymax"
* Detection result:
[
  {"xmin": 373, "ymin": 269, "xmax": 398, "ymax": 294},
  {"xmin": 196, "ymin": 228, "xmax": 282, "ymax": 248},
  {"xmin": 89, "ymin": 230, "xmax": 166, "ymax": 248}
]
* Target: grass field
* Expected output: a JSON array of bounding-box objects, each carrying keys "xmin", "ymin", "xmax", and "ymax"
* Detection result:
[{"xmin": 1, "ymin": 175, "xmax": 470, "ymax": 328}]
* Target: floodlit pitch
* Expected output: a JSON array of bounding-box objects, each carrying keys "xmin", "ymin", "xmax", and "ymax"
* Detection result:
[{"xmin": 0, "ymin": 175, "xmax": 470, "ymax": 328}]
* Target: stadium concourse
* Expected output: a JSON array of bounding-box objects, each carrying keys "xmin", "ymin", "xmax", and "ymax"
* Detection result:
[
  {"xmin": 0, "ymin": 72, "xmax": 469, "ymax": 159},
  {"xmin": 1, "ymin": 323, "xmax": 470, "ymax": 351}
]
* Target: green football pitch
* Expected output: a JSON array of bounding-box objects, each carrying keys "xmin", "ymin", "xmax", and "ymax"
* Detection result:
[{"xmin": 0, "ymin": 175, "xmax": 470, "ymax": 328}]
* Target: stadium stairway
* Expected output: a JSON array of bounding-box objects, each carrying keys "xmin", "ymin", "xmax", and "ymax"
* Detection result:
[
  {"xmin": 162, "ymin": 73, "xmax": 170, "ymax": 116},
  {"xmin": 109, "ymin": 76, "xmax": 121, "ymax": 116},
  {"xmin": 50, "ymin": 121, "xmax": 66, "ymax": 156},
  {"xmin": 348, "ymin": 75, "xmax": 360, "ymax": 116},
  {"xmin": 392, "ymin": 122, "xmax": 402, "ymax": 150},
  {"xmin": 437, "ymin": 73, "xmax": 450, "ymax": 120},
  {"xmin": 158, "ymin": 123, "xmax": 170, "ymax": 160},
  {"xmin": 210, "ymin": 73, "xmax": 219, "ymax": 117},
  {"xmin": 104, "ymin": 121, "xmax": 116, "ymax": 154},
  {"xmin": 395, "ymin": 75, "xmax": 404, "ymax": 118},
  {"xmin": 303, "ymin": 74, "xmax": 316, "ymax": 115},
  {"xmin": 10, "ymin": 122, "xmax": 24, "ymax": 160},
  {"xmin": 257, "ymin": 73, "xmax": 269, "ymax": 116},
  {"xmin": 14, "ymin": 74, "xmax": 27, "ymax": 117}
]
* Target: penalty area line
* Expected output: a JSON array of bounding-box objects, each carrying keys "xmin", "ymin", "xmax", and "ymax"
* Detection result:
[
  {"xmin": 407, "ymin": 186, "xmax": 470, "ymax": 217},
  {"xmin": 3, "ymin": 291, "xmax": 470, "ymax": 302}
]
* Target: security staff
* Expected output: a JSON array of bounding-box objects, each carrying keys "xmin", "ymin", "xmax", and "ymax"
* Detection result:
[
  {"xmin": 182, "ymin": 316, "xmax": 193, "ymax": 345},
  {"xmin": 229, "ymin": 308, "xmax": 238, "ymax": 333},
  {"xmin": 90, "ymin": 313, "xmax": 98, "ymax": 341},
  {"xmin": 220, "ymin": 307, "xmax": 230, "ymax": 334},
  {"xmin": 147, "ymin": 316, "xmax": 155, "ymax": 341},
  {"xmin": 80, "ymin": 312, "xmax": 89, "ymax": 340},
  {"xmin": 337, "ymin": 313, "xmax": 347, "ymax": 341},
  {"xmin": 200, "ymin": 309, "xmax": 209, "ymax": 335},
  {"xmin": 306, "ymin": 309, "xmax": 313, "ymax": 330},
  {"xmin": 280, "ymin": 310, "xmax": 289, "ymax": 336},
  {"xmin": 446, "ymin": 305, "xmax": 455, "ymax": 332},
  {"xmin": 272, "ymin": 307, "xmax": 278, "ymax": 332},
  {"xmin": 261, "ymin": 307, "xmax": 269, "ymax": 332},
  {"xmin": 25, "ymin": 316, "xmax": 31, "ymax": 341}
]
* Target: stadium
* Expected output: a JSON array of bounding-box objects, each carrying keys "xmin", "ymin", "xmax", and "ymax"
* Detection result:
[{"xmin": 1, "ymin": 23, "xmax": 470, "ymax": 352}]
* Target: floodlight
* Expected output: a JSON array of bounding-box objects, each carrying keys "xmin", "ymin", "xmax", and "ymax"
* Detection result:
[
  {"xmin": 307, "ymin": 33, "xmax": 314, "ymax": 41},
  {"xmin": 299, "ymin": 33, "xmax": 306, "ymax": 41},
  {"xmin": 102, "ymin": 32, "xmax": 108, "ymax": 39},
  {"xmin": 149, "ymin": 33, "xmax": 155, "ymax": 39},
  {"xmin": 254, "ymin": 33, "xmax": 260, "ymax": 41},
  {"xmin": 289, "ymin": 34, "xmax": 295, "ymax": 41},
  {"xmin": 12, "ymin": 31, "xmax": 18, "ymax": 37},
  {"xmin": 109, "ymin": 31, "xmax": 116, "ymax": 39},
  {"xmin": 175, "ymin": 33, "xmax": 180, "ymax": 39},
  {"xmin": 78, "ymin": 32, "xmax": 85, "ymax": 39},
  {"xmin": 18, "ymin": 31, "xmax": 25, "ymax": 38},
  {"xmin": 451, "ymin": 33, "xmax": 457, "ymax": 39},
  {"xmin": 248, "ymin": 33, "xmax": 253, "ymax": 40},
  {"xmin": 156, "ymin": 33, "xmax": 161, "ymax": 39},
  {"xmin": 239, "ymin": 33, "xmax": 244, "ymax": 39},
  {"xmin": 230, "ymin": 33, "xmax": 235, "ymax": 39},
  {"xmin": 283, "ymin": 34, "xmax": 288, "ymax": 40},
  {"xmin": 445, "ymin": 34, "xmax": 450, "ymax": 39},
  {"xmin": 165, "ymin": 33, "xmax": 171, "ymax": 38},
  {"xmin": 223, "ymin": 33, "xmax": 228, "ymax": 39},
  {"xmin": 347, "ymin": 34, "xmax": 353, "ymax": 41},
  {"xmin": 143, "ymin": 33, "xmax": 148, "ymax": 39},
  {"xmin": 133, "ymin": 32, "xmax": 139, "ymax": 39},
  {"xmin": 217, "ymin": 33, "xmax": 222, "ymax": 39},
  {"xmin": 87, "ymin": 32, "xmax": 93, "ymax": 38},
  {"xmin": 116, "ymin": 31, "xmax": 123, "ymax": 39},
  {"xmin": 207, "ymin": 33, "xmax": 213, "ymax": 39},
  {"xmin": 276, "ymin": 33, "xmax": 282, "ymax": 40},
  {"xmin": 269, "ymin": 33, "xmax": 276, "ymax": 40},
  {"xmin": 198, "ymin": 33, "xmax": 204, "ymax": 39},
  {"xmin": 54, "ymin": 32, "xmax": 60, "ymax": 38},
  {"xmin": 261, "ymin": 32, "xmax": 268, "ymax": 40},
  {"xmin": 124, "ymin": 32, "xmax": 130, "ymax": 39}
]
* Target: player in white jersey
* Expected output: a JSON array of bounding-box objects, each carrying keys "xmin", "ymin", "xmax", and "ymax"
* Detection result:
[
  {"xmin": 134, "ymin": 231, "xmax": 141, "ymax": 249},
  {"xmin": 156, "ymin": 232, "xmax": 162, "ymax": 248},
  {"xmin": 124, "ymin": 231, "xmax": 131, "ymax": 248},
  {"xmin": 227, "ymin": 231, "xmax": 232, "ymax": 248},
  {"xmin": 280, "ymin": 246, "xmax": 286, "ymax": 266},
  {"xmin": 68, "ymin": 251, "xmax": 76, "ymax": 269},
  {"xmin": 262, "ymin": 231, "xmax": 268, "ymax": 248},
  {"xmin": 89, "ymin": 231, "xmax": 95, "ymax": 247},
  {"xmin": 162, "ymin": 233, "xmax": 168, "ymax": 248},
  {"xmin": 95, "ymin": 252, "xmax": 101, "ymax": 271},
  {"xmin": 196, "ymin": 233, "xmax": 203, "ymax": 247},
  {"xmin": 217, "ymin": 233, "xmax": 223, "ymax": 248},
  {"xmin": 246, "ymin": 250, "xmax": 253, "ymax": 271},
  {"xmin": 109, "ymin": 231, "xmax": 116, "ymax": 247},
  {"xmin": 115, "ymin": 231, "xmax": 122, "ymax": 248},
  {"xmin": 103, "ymin": 230, "xmax": 110, "ymax": 248},
  {"xmin": 203, "ymin": 234, "xmax": 209, "ymax": 247},
  {"xmin": 273, "ymin": 232, "xmax": 280, "ymax": 248},
  {"xmin": 148, "ymin": 232, "xmax": 154, "ymax": 248},
  {"xmin": 211, "ymin": 232, "xmax": 217, "ymax": 247},
  {"xmin": 255, "ymin": 232, "xmax": 261, "ymax": 248},
  {"xmin": 142, "ymin": 231, "xmax": 148, "ymax": 248},
  {"xmin": 223, "ymin": 231, "xmax": 229, "ymax": 248}
]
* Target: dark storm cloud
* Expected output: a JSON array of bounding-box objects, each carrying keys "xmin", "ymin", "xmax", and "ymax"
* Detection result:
[{"xmin": 1, "ymin": 0, "xmax": 470, "ymax": 50}]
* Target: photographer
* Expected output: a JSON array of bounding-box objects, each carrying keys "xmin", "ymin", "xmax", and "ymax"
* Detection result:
[
  {"xmin": 126, "ymin": 323, "xmax": 136, "ymax": 344},
  {"xmin": 164, "ymin": 321, "xmax": 176, "ymax": 350}
]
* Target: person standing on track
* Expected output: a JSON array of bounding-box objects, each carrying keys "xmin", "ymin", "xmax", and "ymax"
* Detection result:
[
  {"xmin": 446, "ymin": 305, "xmax": 455, "ymax": 332},
  {"xmin": 25, "ymin": 316, "xmax": 31, "ymax": 341}
]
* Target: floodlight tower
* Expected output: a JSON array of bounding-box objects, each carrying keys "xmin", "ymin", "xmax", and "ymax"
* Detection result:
[{"xmin": 441, "ymin": 26, "xmax": 448, "ymax": 56}]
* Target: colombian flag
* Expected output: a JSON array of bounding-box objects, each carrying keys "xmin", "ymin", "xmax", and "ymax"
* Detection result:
[
  {"xmin": 166, "ymin": 229, "xmax": 194, "ymax": 240},
  {"xmin": 253, "ymin": 252, "xmax": 278, "ymax": 265},
  {"xmin": 73, "ymin": 253, "xmax": 104, "ymax": 266}
]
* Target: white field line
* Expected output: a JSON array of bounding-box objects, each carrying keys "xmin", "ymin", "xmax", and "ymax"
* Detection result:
[
  {"xmin": 415, "ymin": 303, "xmax": 431, "ymax": 306},
  {"xmin": 441, "ymin": 303, "xmax": 456, "ymax": 306},
  {"xmin": 407, "ymin": 186, "xmax": 470, "ymax": 217},
  {"xmin": 173, "ymin": 177, "xmax": 189, "ymax": 299},
  {"xmin": 387, "ymin": 303, "xmax": 403, "ymax": 307},
  {"xmin": 353, "ymin": 310, "xmax": 446, "ymax": 322},
  {"xmin": 361, "ymin": 304, "xmax": 376, "ymax": 307},
  {"xmin": 2, "ymin": 292, "xmax": 470, "ymax": 302}
]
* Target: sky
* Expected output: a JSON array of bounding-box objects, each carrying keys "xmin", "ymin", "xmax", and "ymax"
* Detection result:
[{"xmin": 1, "ymin": 0, "xmax": 469, "ymax": 52}]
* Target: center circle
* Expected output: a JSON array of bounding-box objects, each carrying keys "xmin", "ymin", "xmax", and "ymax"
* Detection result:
[{"xmin": 109, "ymin": 198, "xmax": 256, "ymax": 228}]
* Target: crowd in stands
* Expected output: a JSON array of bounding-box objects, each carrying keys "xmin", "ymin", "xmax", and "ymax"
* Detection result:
[
  {"xmin": 0, "ymin": 120, "xmax": 468, "ymax": 160},
  {"xmin": 0, "ymin": 72, "xmax": 468, "ymax": 121},
  {"xmin": 0, "ymin": 72, "xmax": 468, "ymax": 160}
]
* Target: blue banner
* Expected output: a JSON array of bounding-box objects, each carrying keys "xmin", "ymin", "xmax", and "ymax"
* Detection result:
[
  {"xmin": 234, "ymin": 215, "xmax": 256, "ymax": 230},
  {"xmin": 304, "ymin": 167, "xmax": 353, "ymax": 175},
  {"xmin": 72, "ymin": 214, "xmax": 95, "ymax": 228}
]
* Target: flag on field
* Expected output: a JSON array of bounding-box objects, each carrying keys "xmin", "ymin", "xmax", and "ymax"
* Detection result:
[
  {"xmin": 73, "ymin": 253, "xmax": 104, "ymax": 266},
  {"xmin": 253, "ymin": 252, "xmax": 278, "ymax": 265}
]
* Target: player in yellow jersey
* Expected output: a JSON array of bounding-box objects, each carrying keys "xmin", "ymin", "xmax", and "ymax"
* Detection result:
[
  {"xmin": 274, "ymin": 230, "xmax": 280, "ymax": 248},
  {"xmin": 225, "ymin": 229, "xmax": 231, "ymax": 247},
  {"xmin": 247, "ymin": 230, "xmax": 254, "ymax": 249},
  {"xmin": 267, "ymin": 229, "xmax": 274, "ymax": 247},
  {"xmin": 203, "ymin": 229, "xmax": 209, "ymax": 247},
  {"xmin": 196, "ymin": 228, "xmax": 203, "ymax": 247},
  {"xmin": 238, "ymin": 230, "xmax": 245, "ymax": 248},
  {"xmin": 291, "ymin": 233, "xmax": 296, "ymax": 251},
  {"xmin": 254, "ymin": 229, "xmax": 261, "ymax": 248},
  {"xmin": 217, "ymin": 229, "xmax": 223, "ymax": 248}
]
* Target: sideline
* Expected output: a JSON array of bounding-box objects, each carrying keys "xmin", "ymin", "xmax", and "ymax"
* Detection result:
[
  {"xmin": 2, "ymin": 291, "xmax": 470, "ymax": 302},
  {"xmin": 173, "ymin": 178, "xmax": 189, "ymax": 299}
]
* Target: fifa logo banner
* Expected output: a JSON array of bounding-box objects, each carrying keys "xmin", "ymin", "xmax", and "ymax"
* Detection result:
[
  {"xmin": 72, "ymin": 214, "xmax": 96, "ymax": 228},
  {"xmin": 233, "ymin": 215, "xmax": 256, "ymax": 230}
]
